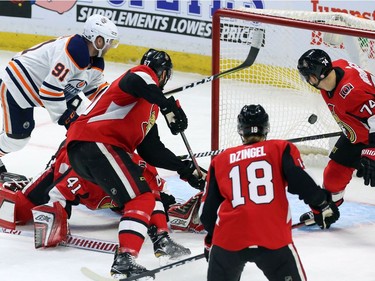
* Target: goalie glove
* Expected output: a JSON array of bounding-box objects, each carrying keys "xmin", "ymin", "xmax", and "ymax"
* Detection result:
[
  {"xmin": 310, "ymin": 190, "xmax": 340, "ymax": 229},
  {"xmin": 160, "ymin": 96, "xmax": 188, "ymax": 135},
  {"xmin": 177, "ymin": 160, "xmax": 207, "ymax": 190}
]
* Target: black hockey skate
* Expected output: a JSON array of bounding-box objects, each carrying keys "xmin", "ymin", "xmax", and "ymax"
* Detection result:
[
  {"xmin": 148, "ymin": 225, "xmax": 191, "ymax": 261},
  {"xmin": 111, "ymin": 248, "xmax": 154, "ymax": 280}
]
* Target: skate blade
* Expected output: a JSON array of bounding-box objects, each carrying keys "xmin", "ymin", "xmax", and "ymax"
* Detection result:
[
  {"xmin": 157, "ymin": 253, "xmax": 191, "ymax": 266},
  {"xmin": 112, "ymin": 273, "xmax": 154, "ymax": 281}
]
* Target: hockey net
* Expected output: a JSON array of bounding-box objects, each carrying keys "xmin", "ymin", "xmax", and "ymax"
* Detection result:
[{"xmin": 211, "ymin": 8, "xmax": 375, "ymax": 156}]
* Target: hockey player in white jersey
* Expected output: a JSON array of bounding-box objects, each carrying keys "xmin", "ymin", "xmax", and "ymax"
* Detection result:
[{"xmin": 0, "ymin": 14, "xmax": 119, "ymax": 172}]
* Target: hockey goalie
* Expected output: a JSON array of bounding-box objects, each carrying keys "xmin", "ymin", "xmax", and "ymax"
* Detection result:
[{"xmin": 0, "ymin": 141, "xmax": 191, "ymax": 262}]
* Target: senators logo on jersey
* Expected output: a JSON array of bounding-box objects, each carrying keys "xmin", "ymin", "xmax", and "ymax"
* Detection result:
[{"xmin": 142, "ymin": 109, "xmax": 157, "ymax": 137}]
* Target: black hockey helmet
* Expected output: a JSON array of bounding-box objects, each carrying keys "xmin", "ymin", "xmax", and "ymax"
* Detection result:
[
  {"xmin": 297, "ymin": 49, "xmax": 333, "ymax": 82},
  {"xmin": 237, "ymin": 104, "xmax": 269, "ymax": 138},
  {"xmin": 141, "ymin": 48, "xmax": 173, "ymax": 87}
]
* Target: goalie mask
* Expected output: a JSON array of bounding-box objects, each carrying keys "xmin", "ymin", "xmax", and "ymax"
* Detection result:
[
  {"xmin": 141, "ymin": 49, "xmax": 173, "ymax": 89},
  {"xmin": 297, "ymin": 49, "xmax": 333, "ymax": 82},
  {"xmin": 83, "ymin": 14, "xmax": 119, "ymax": 57},
  {"xmin": 237, "ymin": 104, "xmax": 269, "ymax": 141}
]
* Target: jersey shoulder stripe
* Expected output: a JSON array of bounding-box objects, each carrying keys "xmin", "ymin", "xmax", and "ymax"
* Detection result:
[
  {"xmin": 131, "ymin": 65, "xmax": 159, "ymax": 85},
  {"xmin": 66, "ymin": 35, "xmax": 90, "ymax": 70},
  {"xmin": 39, "ymin": 95, "xmax": 66, "ymax": 102},
  {"xmin": 5, "ymin": 67, "xmax": 40, "ymax": 107},
  {"xmin": 42, "ymin": 81, "xmax": 63, "ymax": 92},
  {"xmin": 12, "ymin": 59, "xmax": 39, "ymax": 94}
]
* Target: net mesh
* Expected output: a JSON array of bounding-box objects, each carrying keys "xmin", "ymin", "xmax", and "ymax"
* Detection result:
[{"xmin": 213, "ymin": 8, "xmax": 375, "ymax": 154}]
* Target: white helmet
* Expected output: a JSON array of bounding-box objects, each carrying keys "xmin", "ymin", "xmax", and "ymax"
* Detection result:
[{"xmin": 83, "ymin": 14, "xmax": 119, "ymax": 57}]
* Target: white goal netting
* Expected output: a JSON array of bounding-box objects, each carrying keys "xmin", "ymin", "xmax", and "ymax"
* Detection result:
[{"xmin": 212, "ymin": 8, "xmax": 375, "ymax": 155}]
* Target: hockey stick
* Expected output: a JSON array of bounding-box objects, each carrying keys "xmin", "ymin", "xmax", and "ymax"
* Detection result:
[
  {"xmin": 81, "ymin": 253, "xmax": 205, "ymax": 281},
  {"xmin": 163, "ymin": 28, "xmax": 264, "ymax": 97},
  {"xmin": 178, "ymin": 131, "xmax": 342, "ymax": 160},
  {"xmin": 0, "ymin": 227, "xmax": 117, "ymax": 254},
  {"xmin": 121, "ymin": 253, "xmax": 205, "ymax": 281},
  {"xmin": 292, "ymin": 218, "xmax": 316, "ymax": 229},
  {"xmin": 180, "ymin": 131, "xmax": 203, "ymax": 177},
  {"xmin": 287, "ymin": 131, "xmax": 341, "ymax": 143}
]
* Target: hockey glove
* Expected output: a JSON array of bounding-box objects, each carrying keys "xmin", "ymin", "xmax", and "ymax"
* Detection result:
[
  {"xmin": 310, "ymin": 191, "xmax": 340, "ymax": 229},
  {"xmin": 160, "ymin": 96, "xmax": 188, "ymax": 135},
  {"xmin": 177, "ymin": 160, "xmax": 207, "ymax": 190},
  {"xmin": 360, "ymin": 147, "xmax": 375, "ymax": 187},
  {"xmin": 160, "ymin": 191, "xmax": 177, "ymax": 220},
  {"xmin": 204, "ymin": 234, "xmax": 212, "ymax": 262},
  {"xmin": 66, "ymin": 95, "xmax": 83, "ymax": 111},
  {"xmin": 58, "ymin": 108, "xmax": 78, "ymax": 130}
]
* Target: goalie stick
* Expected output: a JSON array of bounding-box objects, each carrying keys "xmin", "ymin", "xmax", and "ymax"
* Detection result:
[
  {"xmin": 178, "ymin": 131, "xmax": 342, "ymax": 160},
  {"xmin": 163, "ymin": 28, "xmax": 264, "ymax": 97},
  {"xmin": 81, "ymin": 253, "xmax": 205, "ymax": 281},
  {"xmin": 0, "ymin": 227, "xmax": 117, "ymax": 254}
]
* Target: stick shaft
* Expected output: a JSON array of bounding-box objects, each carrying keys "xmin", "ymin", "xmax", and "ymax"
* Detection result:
[
  {"xmin": 164, "ymin": 29, "xmax": 264, "ymax": 97},
  {"xmin": 180, "ymin": 131, "xmax": 202, "ymax": 177},
  {"xmin": 179, "ymin": 131, "xmax": 342, "ymax": 160},
  {"xmin": 120, "ymin": 253, "xmax": 205, "ymax": 280},
  {"xmin": 292, "ymin": 219, "xmax": 316, "ymax": 229}
]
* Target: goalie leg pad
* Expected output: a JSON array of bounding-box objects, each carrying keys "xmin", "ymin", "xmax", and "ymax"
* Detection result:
[
  {"xmin": 0, "ymin": 186, "xmax": 36, "ymax": 228},
  {"xmin": 15, "ymin": 191, "xmax": 35, "ymax": 225},
  {"xmin": 0, "ymin": 187, "xmax": 17, "ymax": 229},
  {"xmin": 168, "ymin": 192, "xmax": 204, "ymax": 232},
  {"xmin": 31, "ymin": 201, "xmax": 68, "ymax": 248}
]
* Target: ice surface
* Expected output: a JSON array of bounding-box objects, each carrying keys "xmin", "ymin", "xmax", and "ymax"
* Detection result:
[{"xmin": 0, "ymin": 50, "xmax": 374, "ymax": 281}]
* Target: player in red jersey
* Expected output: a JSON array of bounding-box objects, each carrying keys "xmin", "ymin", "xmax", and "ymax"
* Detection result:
[
  {"xmin": 200, "ymin": 104, "xmax": 339, "ymax": 281},
  {"xmin": 65, "ymin": 49, "xmax": 206, "ymax": 279},
  {"xmin": 0, "ymin": 141, "xmax": 191, "ymax": 260},
  {"xmin": 297, "ymin": 49, "xmax": 375, "ymax": 223}
]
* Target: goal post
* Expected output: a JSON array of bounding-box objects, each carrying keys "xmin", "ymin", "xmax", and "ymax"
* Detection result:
[{"xmin": 211, "ymin": 8, "xmax": 375, "ymax": 155}]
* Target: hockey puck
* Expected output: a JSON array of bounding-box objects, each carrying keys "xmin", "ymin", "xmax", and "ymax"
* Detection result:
[{"xmin": 308, "ymin": 114, "xmax": 318, "ymax": 124}]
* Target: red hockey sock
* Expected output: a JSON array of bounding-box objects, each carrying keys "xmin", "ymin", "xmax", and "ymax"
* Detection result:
[
  {"xmin": 118, "ymin": 192, "xmax": 155, "ymax": 256},
  {"xmin": 323, "ymin": 160, "xmax": 354, "ymax": 193}
]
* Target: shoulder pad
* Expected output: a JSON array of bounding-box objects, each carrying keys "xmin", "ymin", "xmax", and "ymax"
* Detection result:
[
  {"xmin": 66, "ymin": 35, "xmax": 90, "ymax": 69},
  {"xmin": 90, "ymin": 57, "xmax": 105, "ymax": 71}
]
